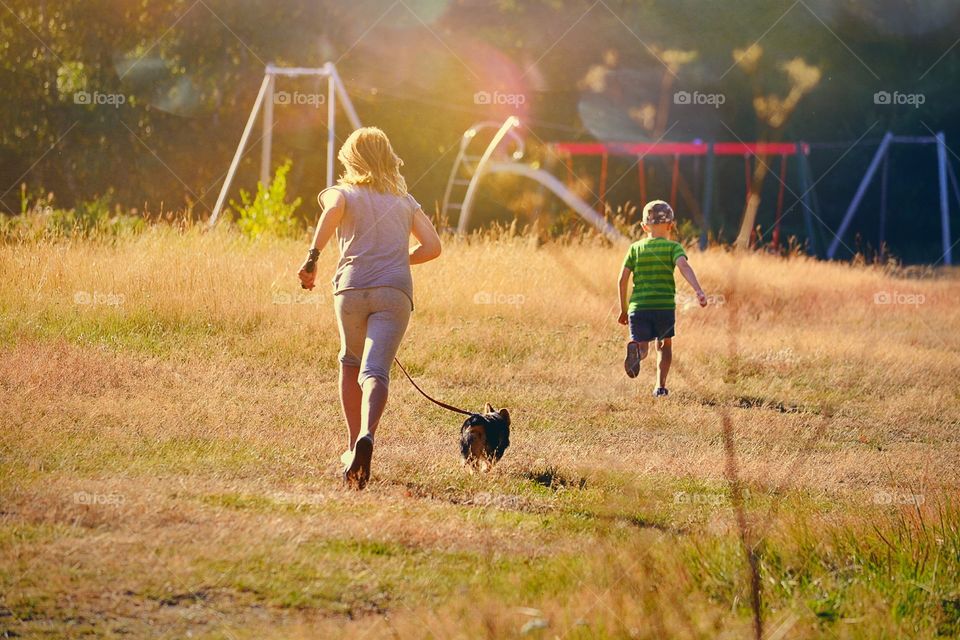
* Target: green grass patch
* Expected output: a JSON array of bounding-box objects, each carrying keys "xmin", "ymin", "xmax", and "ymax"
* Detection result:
[{"xmin": 196, "ymin": 537, "xmax": 585, "ymax": 615}]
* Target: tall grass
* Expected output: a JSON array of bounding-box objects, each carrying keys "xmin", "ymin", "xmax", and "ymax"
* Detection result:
[{"xmin": 1, "ymin": 223, "xmax": 959, "ymax": 638}]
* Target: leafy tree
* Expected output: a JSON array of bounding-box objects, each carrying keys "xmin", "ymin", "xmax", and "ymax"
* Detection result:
[{"xmin": 1, "ymin": 0, "xmax": 958, "ymax": 258}]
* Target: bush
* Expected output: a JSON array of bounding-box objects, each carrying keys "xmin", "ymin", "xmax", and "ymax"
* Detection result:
[
  {"xmin": 229, "ymin": 160, "xmax": 303, "ymax": 239},
  {"xmin": 0, "ymin": 188, "xmax": 145, "ymax": 240}
]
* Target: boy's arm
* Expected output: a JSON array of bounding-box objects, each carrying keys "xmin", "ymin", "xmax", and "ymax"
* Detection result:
[
  {"xmin": 617, "ymin": 267, "xmax": 631, "ymax": 324},
  {"xmin": 676, "ymin": 256, "xmax": 707, "ymax": 307}
]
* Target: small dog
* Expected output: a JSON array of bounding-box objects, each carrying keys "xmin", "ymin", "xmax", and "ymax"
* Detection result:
[{"xmin": 460, "ymin": 403, "xmax": 511, "ymax": 469}]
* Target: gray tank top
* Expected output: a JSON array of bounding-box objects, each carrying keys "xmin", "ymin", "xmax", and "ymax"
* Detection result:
[{"xmin": 326, "ymin": 184, "xmax": 419, "ymax": 307}]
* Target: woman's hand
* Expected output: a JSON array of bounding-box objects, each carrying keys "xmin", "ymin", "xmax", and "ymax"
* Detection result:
[
  {"xmin": 618, "ymin": 311, "xmax": 628, "ymax": 325},
  {"xmin": 299, "ymin": 249, "xmax": 320, "ymax": 290},
  {"xmin": 298, "ymin": 262, "xmax": 316, "ymax": 290},
  {"xmin": 299, "ymin": 188, "xmax": 344, "ymax": 290}
]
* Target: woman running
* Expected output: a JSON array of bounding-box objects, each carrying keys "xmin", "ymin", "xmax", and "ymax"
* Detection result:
[{"xmin": 298, "ymin": 127, "xmax": 442, "ymax": 490}]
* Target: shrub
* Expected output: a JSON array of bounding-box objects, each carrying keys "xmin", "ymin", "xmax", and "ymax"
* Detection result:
[
  {"xmin": 229, "ymin": 160, "xmax": 303, "ymax": 239},
  {"xmin": 1, "ymin": 188, "xmax": 145, "ymax": 240}
]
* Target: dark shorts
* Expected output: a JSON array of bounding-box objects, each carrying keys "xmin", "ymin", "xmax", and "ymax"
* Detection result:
[{"xmin": 628, "ymin": 309, "xmax": 676, "ymax": 343}]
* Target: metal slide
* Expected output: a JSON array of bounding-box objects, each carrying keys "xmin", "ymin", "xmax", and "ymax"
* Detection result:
[
  {"xmin": 452, "ymin": 117, "xmax": 626, "ymax": 243},
  {"xmin": 482, "ymin": 162, "xmax": 626, "ymax": 243}
]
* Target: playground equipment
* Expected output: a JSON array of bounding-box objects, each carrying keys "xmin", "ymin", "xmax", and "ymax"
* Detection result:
[
  {"xmin": 444, "ymin": 118, "xmax": 626, "ymax": 243},
  {"xmin": 440, "ymin": 120, "xmax": 526, "ymax": 219},
  {"xmin": 826, "ymin": 132, "xmax": 955, "ymax": 265},
  {"xmin": 208, "ymin": 62, "xmax": 362, "ymax": 227},
  {"xmin": 550, "ymin": 140, "xmax": 816, "ymax": 253},
  {"xmin": 208, "ymin": 68, "xmax": 955, "ymax": 263},
  {"xmin": 446, "ymin": 117, "xmax": 819, "ymax": 251}
]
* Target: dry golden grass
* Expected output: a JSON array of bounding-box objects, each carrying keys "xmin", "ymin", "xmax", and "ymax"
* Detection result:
[{"xmin": 1, "ymin": 227, "xmax": 959, "ymax": 638}]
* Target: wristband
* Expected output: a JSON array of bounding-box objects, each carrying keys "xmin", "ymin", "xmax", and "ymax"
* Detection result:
[{"xmin": 304, "ymin": 248, "xmax": 320, "ymax": 273}]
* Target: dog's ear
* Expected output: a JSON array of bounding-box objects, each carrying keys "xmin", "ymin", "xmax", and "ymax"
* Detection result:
[
  {"xmin": 497, "ymin": 408, "xmax": 510, "ymax": 423},
  {"xmin": 484, "ymin": 402, "xmax": 494, "ymax": 414}
]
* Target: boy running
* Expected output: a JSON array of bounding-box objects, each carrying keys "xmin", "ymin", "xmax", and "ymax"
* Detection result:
[{"xmin": 617, "ymin": 200, "xmax": 707, "ymax": 396}]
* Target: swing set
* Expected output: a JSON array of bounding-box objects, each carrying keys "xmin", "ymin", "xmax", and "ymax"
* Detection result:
[{"xmin": 550, "ymin": 141, "xmax": 816, "ymax": 253}]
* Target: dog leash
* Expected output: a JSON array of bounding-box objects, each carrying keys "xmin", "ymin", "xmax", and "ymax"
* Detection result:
[{"xmin": 393, "ymin": 357, "xmax": 474, "ymax": 416}]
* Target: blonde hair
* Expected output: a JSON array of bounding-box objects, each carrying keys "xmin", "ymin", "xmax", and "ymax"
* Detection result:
[{"xmin": 336, "ymin": 127, "xmax": 407, "ymax": 196}]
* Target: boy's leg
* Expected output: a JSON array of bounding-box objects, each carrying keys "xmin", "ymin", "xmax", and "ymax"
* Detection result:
[
  {"xmin": 652, "ymin": 309, "xmax": 676, "ymax": 394},
  {"xmin": 638, "ymin": 341, "xmax": 650, "ymax": 360},
  {"xmin": 625, "ymin": 340, "xmax": 650, "ymax": 378},
  {"xmin": 656, "ymin": 338, "xmax": 672, "ymax": 389},
  {"xmin": 625, "ymin": 311, "xmax": 653, "ymax": 378}
]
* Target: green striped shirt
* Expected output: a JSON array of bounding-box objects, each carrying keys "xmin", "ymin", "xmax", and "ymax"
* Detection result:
[{"xmin": 623, "ymin": 237, "xmax": 686, "ymax": 311}]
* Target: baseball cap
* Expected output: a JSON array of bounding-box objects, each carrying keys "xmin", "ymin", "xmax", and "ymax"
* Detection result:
[{"xmin": 642, "ymin": 200, "xmax": 675, "ymax": 225}]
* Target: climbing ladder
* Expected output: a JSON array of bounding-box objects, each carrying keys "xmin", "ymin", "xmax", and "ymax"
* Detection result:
[{"xmin": 441, "ymin": 121, "xmax": 525, "ymax": 224}]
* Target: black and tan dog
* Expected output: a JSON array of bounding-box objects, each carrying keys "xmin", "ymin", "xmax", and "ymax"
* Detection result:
[{"xmin": 460, "ymin": 404, "xmax": 510, "ymax": 469}]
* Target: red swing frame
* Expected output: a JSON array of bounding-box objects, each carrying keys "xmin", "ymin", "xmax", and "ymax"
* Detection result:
[{"xmin": 555, "ymin": 141, "xmax": 804, "ymax": 249}]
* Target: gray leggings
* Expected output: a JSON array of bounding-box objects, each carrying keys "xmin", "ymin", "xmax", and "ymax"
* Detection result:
[{"xmin": 334, "ymin": 287, "xmax": 412, "ymax": 386}]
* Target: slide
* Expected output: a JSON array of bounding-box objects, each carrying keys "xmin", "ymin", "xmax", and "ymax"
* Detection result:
[{"xmin": 478, "ymin": 162, "xmax": 627, "ymax": 243}]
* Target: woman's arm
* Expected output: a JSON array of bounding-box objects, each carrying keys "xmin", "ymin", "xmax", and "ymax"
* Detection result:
[
  {"xmin": 409, "ymin": 208, "xmax": 442, "ymax": 265},
  {"xmin": 298, "ymin": 189, "xmax": 345, "ymax": 290},
  {"xmin": 309, "ymin": 189, "xmax": 345, "ymax": 252}
]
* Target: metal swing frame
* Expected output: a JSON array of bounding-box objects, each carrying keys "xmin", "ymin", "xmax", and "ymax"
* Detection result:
[
  {"xmin": 208, "ymin": 62, "xmax": 362, "ymax": 227},
  {"xmin": 826, "ymin": 131, "xmax": 954, "ymax": 265}
]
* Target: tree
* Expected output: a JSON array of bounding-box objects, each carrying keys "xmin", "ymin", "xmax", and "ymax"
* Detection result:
[{"xmin": 732, "ymin": 45, "xmax": 821, "ymax": 249}]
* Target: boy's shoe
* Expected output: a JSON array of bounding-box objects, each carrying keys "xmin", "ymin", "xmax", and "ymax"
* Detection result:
[
  {"xmin": 653, "ymin": 387, "xmax": 669, "ymax": 397},
  {"xmin": 344, "ymin": 434, "xmax": 374, "ymax": 490},
  {"xmin": 624, "ymin": 341, "xmax": 642, "ymax": 378}
]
